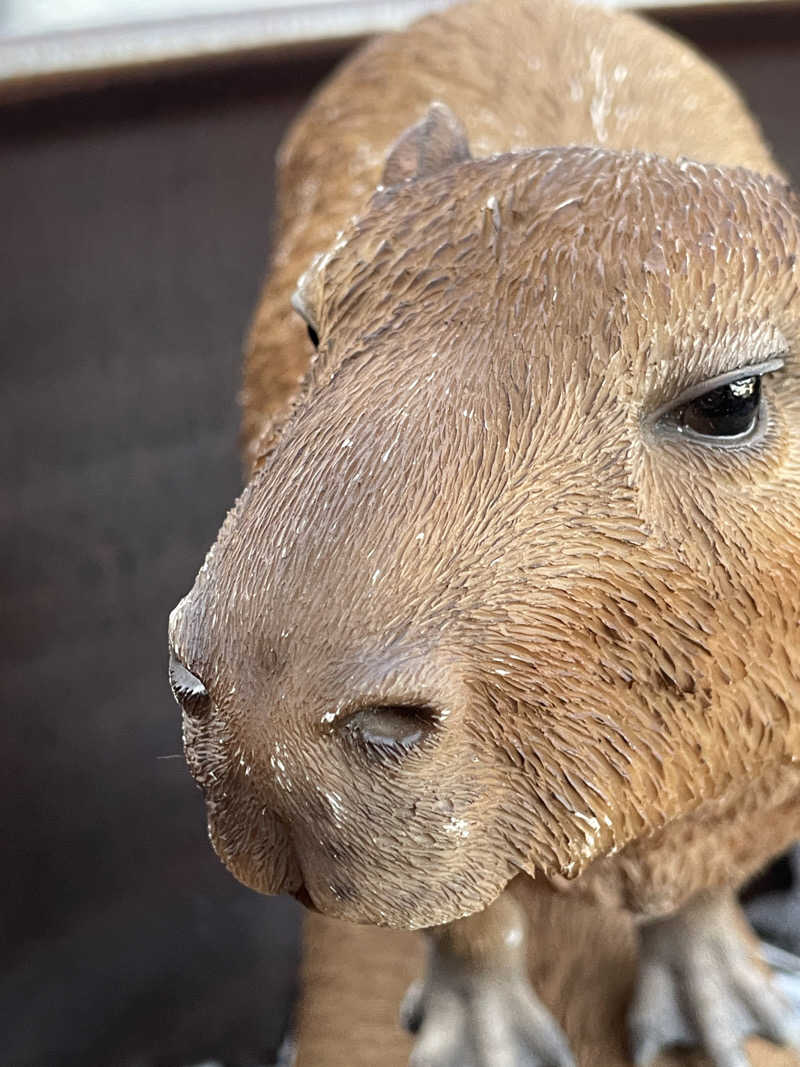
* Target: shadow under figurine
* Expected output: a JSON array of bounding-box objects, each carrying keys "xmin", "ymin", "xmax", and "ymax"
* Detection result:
[{"xmin": 168, "ymin": 0, "xmax": 800, "ymax": 1063}]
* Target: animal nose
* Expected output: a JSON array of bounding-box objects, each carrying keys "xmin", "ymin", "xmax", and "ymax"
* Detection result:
[
  {"xmin": 337, "ymin": 702, "xmax": 440, "ymax": 753},
  {"xmin": 168, "ymin": 648, "xmax": 212, "ymax": 720}
]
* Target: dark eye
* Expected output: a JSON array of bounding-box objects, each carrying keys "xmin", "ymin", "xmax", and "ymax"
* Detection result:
[
  {"xmin": 339, "ymin": 704, "xmax": 437, "ymax": 755},
  {"xmin": 655, "ymin": 357, "xmax": 785, "ymax": 446},
  {"xmin": 169, "ymin": 649, "xmax": 212, "ymax": 720},
  {"xmin": 307, "ymin": 324, "xmax": 319, "ymax": 349},
  {"xmin": 677, "ymin": 375, "xmax": 761, "ymax": 439}
]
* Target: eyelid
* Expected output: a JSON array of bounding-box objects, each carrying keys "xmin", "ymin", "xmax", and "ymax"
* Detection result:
[{"xmin": 650, "ymin": 356, "xmax": 785, "ymax": 422}]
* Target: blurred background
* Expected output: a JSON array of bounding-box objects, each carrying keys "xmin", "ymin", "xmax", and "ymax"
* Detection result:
[{"xmin": 1, "ymin": 2, "xmax": 799, "ymax": 1065}]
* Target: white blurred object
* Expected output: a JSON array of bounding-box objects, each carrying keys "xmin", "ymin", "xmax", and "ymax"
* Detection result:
[
  {"xmin": 3, "ymin": 0, "xmax": 796, "ymax": 103},
  {"xmin": 1, "ymin": 0, "xmax": 798, "ymax": 101},
  {"xmin": 0, "ymin": 0, "xmax": 455, "ymax": 100},
  {"xmin": 0, "ymin": 1, "xmax": 456, "ymax": 100},
  {"xmin": 0, "ymin": 0, "xmax": 449, "ymax": 39}
]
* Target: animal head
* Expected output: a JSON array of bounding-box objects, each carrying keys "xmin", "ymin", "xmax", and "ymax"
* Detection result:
[{"xmin": 169, "ymin": 105, "xmax": 800, "ymax": 928}]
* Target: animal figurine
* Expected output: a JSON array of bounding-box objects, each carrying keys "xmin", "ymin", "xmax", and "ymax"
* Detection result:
[{"xmin": 167, "ymin": 0, "xmax": 800, "ymax": 1063}]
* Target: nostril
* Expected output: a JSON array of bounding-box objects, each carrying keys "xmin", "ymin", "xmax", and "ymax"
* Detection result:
[
  {"xmin": 338, "ymin": 703, "xmax": 439, "ymax": 754},
  {"xmin": 168, "ymin": 649, "xmax": 212, "ymax": 720}
]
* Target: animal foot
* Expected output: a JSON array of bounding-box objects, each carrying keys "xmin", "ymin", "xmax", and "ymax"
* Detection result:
[
  {"xmin": 400, "ymin": 969, "xmax": 575, "ymax": 1067},
  {"xmin": 629, "ymin": 889, "xmax": 800, "ymax": 1067}
]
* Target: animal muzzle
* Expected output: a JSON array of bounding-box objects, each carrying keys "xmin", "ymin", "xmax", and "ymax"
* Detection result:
[
  {"xmin": 208, "ymin": 804, "xmax": 308, "ymax": 900},
  {"xmin": 184, "ymin": 726, "xmax": 309, "ymax": 899},
  {"xmin": 168, "ymin": 643, "xmax": 309, "ymax": 899}
]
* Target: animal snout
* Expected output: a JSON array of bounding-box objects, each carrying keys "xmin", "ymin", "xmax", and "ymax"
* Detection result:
[{"xmin": 168, "ymin": 647, "xmax": 212, "ymax": 720}]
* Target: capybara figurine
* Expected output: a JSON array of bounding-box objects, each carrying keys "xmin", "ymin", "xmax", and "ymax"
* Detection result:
[{"xmin": 168, "ymin": 1, "xmax": 800, "ymax": 1063}]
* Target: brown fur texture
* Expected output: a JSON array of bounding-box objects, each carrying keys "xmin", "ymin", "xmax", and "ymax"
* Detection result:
[
  {"xmin": 169, "ymin": 0, "xmax": 800, "ymax": 935},
  {"xmin": 238, "ymin": 0, "xmax": 780, "ymax": 470},
  {"xmin": 295, "ymin": 884, "xmax": 799, "ymax": 1067}
]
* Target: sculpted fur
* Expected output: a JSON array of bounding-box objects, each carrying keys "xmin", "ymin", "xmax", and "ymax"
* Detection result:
[{"xmin": 169, "ymin": 1, "xmax": 800, "ymax": 1063}]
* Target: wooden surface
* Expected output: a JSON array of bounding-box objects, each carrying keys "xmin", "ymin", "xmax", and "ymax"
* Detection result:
[{"xmin": 0, "ymin": 11, "xmax": 798, "ymax": 1065}]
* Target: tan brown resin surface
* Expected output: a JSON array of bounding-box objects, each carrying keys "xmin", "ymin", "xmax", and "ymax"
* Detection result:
[
  {"xmin": 171, "ymin": 0, "xmax": 800, "ymax": 927},
  {"xmin": 239, "ymin": 0, "xmax": 781, "ymax": 470},
  {"xmin": 295, "ymin": 885, "xmax": 799, "ymax": 1067},
  {"xmin": 168, "ymin": 0, "xmax": 800, "ymax": 1062}
]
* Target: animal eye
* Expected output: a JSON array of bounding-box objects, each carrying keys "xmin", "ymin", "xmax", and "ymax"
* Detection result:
[
  {"xmin": 339, "ymin": 704, "xmax": 438, "ymax": 754},
  {"xmin": 677, "ymin": 375, "xmax": 760, "ymax": 439},
  {"xmin": 655, "ymin": 358, "xmax": 784, "ymax": 446}
]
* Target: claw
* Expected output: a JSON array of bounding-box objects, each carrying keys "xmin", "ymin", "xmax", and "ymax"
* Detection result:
[
  {"xmin": 707, "ymin": 1049, "xmax": 752, "ymax": 1067},
  {"xmin": 731, "ymin": 958, "xmax": 800, "ymax": 1047},
  {"xmin": 628, "ymin": 889, "xmax": 800, "ymax": 1067},
  {"xmin": 629, "ymin": 1029, "xmax": 661, "ymax": 1067},
  {"xmin": 401, "ymin": 971, "xmax": 574, "ymax": 1067},
  {"xmin": 400, "ymin": 979, "xmax": 426, "ymax": 1035}
]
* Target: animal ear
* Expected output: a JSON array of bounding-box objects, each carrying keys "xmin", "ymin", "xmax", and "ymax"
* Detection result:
[{"xmin": 381, "ymin": 102, "xmax": 472, "ymax": 187}]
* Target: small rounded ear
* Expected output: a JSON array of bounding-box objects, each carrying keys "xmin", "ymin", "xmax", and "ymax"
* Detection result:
[{"xmin": 381, "ymin": 102, "xmax": 472, "ymax": 187}]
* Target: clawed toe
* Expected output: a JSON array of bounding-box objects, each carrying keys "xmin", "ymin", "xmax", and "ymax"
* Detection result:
[
  {"xmin": 629, "ymin": 890, "xmax": 800, "ymax": 1067},
  {"xmin": 402, "ymin": 973, "xmax": 575, "ymax": 1067},
  {"xmin": 400, "ymin": 979, "xmax": 426, "ymax": 1035}
]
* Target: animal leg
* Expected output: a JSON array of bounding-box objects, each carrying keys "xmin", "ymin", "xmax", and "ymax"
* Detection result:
[
  {"xmin": 400, "ymin": 886, "xmax": 575, "ymax": 1067},
  {"xmin": 628, "ymin": 887, "xmax": 800, "ymax": 1067}
]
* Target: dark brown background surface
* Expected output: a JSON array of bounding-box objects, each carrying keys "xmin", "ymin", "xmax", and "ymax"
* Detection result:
[{"xmin": 1, "ymin": 11, "xmax": 798, "ymax": 1067}]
